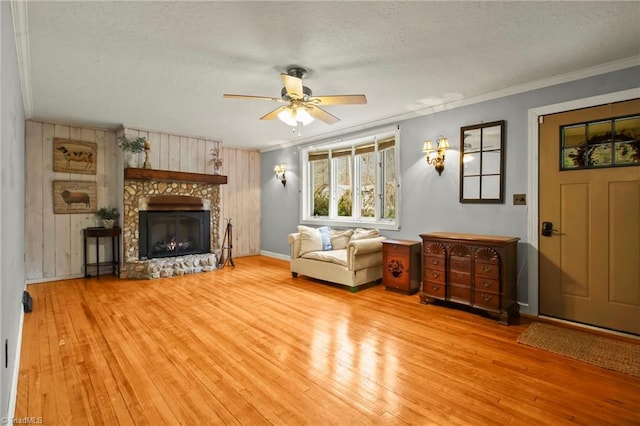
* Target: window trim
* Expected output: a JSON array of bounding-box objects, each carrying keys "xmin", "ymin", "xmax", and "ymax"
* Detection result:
[{"xmin": 300, "ymin": 126, "xmax": 401, "ymax": 230}]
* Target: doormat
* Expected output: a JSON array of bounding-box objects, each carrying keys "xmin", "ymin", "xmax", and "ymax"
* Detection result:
[{"xmin": 517, "ymin": 322, "xmax": 640, "ymax": 377}]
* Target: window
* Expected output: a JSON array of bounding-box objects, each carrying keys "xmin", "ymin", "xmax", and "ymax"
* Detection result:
[
  {"xmin": 301, "ymin": 127, "xmax": 400, "ymax": 230},
  {"xmin": 560, "ymin": 114, "xmax": 640, "ymax": 170},
  {"xmin": 309, "ymin": 153, "xmax": 329, "ymax": 216}
]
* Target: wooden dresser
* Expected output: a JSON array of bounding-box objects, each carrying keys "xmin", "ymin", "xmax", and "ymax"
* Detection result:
[
  {"xmin": 382, "ymin": 239, "xmax": 421, "ymax": 294},
  {"xmin": 419, "ymin": 232, "xmax": 519, "ymax": 324}
]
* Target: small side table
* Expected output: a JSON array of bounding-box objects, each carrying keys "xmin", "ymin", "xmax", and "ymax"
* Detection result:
[
  {"xmin": 382, "ymin": 239, "xmax": 421, "ymax": 294},
  {"xmin": 83, "ymin": 227, "xmax": 121, "ymax": 278}
]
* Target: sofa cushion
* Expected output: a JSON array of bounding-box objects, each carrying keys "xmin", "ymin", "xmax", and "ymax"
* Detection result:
[
  {"xmin": 350, "ymin": 228, "xmax": 380, "ymax": 241},
  {"xmin": 297, "ymin": 225, "xmax": 323, "ymax": 255},
  {"xmin": 318, "ymin": 226, "xmax": 332, "ymax": 250},
  {"xmin": 301, "ymin": 249, "xmax": 348, "ymax": 267},
  {"xmin": 330, "ymin": 229, "xmax": 354, "ymax": 250}
]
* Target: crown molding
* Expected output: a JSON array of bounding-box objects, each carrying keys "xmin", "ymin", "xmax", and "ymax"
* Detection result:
[{"xmin": 11, "ymin": 0, "xmax": 33, "ymax": 118}]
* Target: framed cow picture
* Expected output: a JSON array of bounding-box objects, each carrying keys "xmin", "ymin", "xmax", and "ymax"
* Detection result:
[
  {"xmin": 53, "ymin": 180, "xmax": 97, "ymax": 214},
  {"xmin": 53, "ymin": 138, "xmax": 97, "ymax": 174}
]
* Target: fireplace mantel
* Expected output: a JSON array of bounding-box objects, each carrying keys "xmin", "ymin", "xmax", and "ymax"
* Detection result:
[{"xmin": 124, "ymin": 168, "xmax": 228, "ymax": 185}]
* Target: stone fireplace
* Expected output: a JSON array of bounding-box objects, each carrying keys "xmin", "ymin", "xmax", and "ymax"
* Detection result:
[{"xmin": 122, "ymin": 169, "xmax": 226, "ymax": 279}]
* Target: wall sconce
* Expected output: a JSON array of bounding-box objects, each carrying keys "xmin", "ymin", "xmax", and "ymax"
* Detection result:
[
  {"xmin": 274, "ymin": 163, "xmax": 287, "ymax": 186},
  {"xmin": 422, "ymin": 136, "xmax": 450, "ymax": 176}
]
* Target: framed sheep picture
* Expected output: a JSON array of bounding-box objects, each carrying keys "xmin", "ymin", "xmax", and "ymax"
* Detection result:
[
  {"xmin": 53, "ymin": 180, "xmax": 97, "ymax": 214},
  {"xmin": 53, "ymin": 138, "xmax": 97, "ymax": 175}
]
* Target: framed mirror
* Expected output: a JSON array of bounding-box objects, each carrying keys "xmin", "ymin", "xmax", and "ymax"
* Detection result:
[{"xmin": 459, "ymin": 120, "xmax": 505, "ymax": 203}]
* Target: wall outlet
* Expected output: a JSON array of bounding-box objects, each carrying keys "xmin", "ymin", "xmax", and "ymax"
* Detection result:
[{"xmin": 513, "ymin": 194, "xmax": 526, "ymax": 205}]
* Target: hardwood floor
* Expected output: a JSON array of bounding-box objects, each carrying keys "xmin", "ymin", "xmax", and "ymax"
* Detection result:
[{"xmin": 15, "ymin": 256, "xmax": 640, "ymax": 425}]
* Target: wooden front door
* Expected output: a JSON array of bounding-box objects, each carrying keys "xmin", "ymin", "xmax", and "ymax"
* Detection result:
[{"xmin": 539, "ymin": 99, "xmax": 640, "ymax": 335}]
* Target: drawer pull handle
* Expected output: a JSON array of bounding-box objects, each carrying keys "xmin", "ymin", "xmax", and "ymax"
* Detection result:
[
  {"xmin": 483, "ymin": 281, "xmax": 491, "ymax": 288},
  {"xmin": 431, "ymin": 285, "xmax": 440, "ymax": 291},
  {"xmin": 482, "ymin": 265, "xmax": 492, "ymax": 273},
  {"xmin": 430, "ymin": 271, "xmax": 440, "ymax": 278},
  {"xmin": 430, "ymin": 258, "xmax": 439, "ymax": 265},
  {"xmin": 483, "ymin": 295, "xmax": 493, "ymax": 302}
]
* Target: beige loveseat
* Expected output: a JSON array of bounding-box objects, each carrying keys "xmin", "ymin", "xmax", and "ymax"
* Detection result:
[{"xmin": 287, "ymin": 226, "xmax": 386, "ymax": 291}]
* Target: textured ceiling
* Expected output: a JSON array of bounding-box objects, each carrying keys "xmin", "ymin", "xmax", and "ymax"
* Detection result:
[{"xmin": 19, "ymin": 1, "xmax": 640, "ymax": 150}]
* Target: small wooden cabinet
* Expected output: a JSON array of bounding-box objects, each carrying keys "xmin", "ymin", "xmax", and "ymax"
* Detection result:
[
  {"xmin": 382, "ymin": 239, "xmax": 421, "ymax": 294},
  {"xmin": 419, "ymin": 232, "xmax": 519, "ymax": 324}
]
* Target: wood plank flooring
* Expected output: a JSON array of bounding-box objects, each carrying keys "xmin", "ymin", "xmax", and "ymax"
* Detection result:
[{"xmin": 15, "ymin": 255, "xmax": 640, "ymax": 425}]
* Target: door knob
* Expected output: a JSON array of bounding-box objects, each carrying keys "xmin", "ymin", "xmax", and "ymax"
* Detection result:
[{"xmin": 542, "ymin": 221, "xmax": 554, "ymax": 237}]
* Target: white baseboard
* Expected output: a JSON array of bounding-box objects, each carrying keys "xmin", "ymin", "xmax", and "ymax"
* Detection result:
[
  {"xmin": 26, "ymin": 273, "xmax": 84, "ymax": 285},
  {"xmin": 259, "ymin": 250, "xmax": 290, "ymax": 261},
  {"xmin": 7, "ymin": 307, "xmax": 24, "ymax": 422}
]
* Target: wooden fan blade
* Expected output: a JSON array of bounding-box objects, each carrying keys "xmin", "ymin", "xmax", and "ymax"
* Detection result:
[
  {"xmin": 223, "ymin": 94, "xmax": 284, "ymax": 102},
  {"xmin": 307, "ymin": 105, "xmax": 340, "ymax": 124},
  {"xmin": 260, "ymin": 105, "xmax": 288, "ymax": 120},
  {"xmin": 281, "ymin": 73, "xmax": 304, "ymax": 100},
  {"xmin": 309, "ymin": 94, "xmax": 367, "ymax": 105}
]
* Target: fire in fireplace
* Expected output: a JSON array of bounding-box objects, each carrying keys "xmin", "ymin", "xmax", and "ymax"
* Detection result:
[{"xmin": 139, "ymin": 210, "xmax": 211, "ymax": 259}]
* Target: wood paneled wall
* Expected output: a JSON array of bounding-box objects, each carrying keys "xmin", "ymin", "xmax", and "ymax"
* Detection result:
[
  {"xmin": 219, "ymin": 147, "xmax": 261, "ymax": 256},
  {"xmin": 25, "ymin": 120, "xmax": 261, "ymax": 283},
  {"xmin": 25, "ymin": 121, "xmax": 119, "ymax": 282}
]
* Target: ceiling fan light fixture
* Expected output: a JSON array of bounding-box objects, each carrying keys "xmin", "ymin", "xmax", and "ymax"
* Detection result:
[
  {"xmin": 296, "ymin": 108, "xmax": 314, "ymax": 126},
  {"xmin": 277, "ymin": 106, "xmax": 314, "ymax": 126}
]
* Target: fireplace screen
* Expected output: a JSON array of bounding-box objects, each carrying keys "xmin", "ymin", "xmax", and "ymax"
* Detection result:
[{"xmin": 139, "ymin": 210, "xmax": 210, "ymax": 259}]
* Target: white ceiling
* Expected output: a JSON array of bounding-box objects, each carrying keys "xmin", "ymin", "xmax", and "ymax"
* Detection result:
[{"xmin": 15, "ymin": 1, "xmax": 640, "ymax": 150}]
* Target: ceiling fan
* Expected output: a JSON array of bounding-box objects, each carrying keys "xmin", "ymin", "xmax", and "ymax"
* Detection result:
[{"xmin": 223, "ymin": 67, "xmax": 367, "ymax": 127}]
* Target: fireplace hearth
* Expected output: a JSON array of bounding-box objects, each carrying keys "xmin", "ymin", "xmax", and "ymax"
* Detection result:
[{"xmin": 139, "ymin": 210, "xmax": 211, "ymax": 260}]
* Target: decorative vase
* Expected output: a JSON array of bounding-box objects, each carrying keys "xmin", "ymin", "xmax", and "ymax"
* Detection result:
[
  {"xmin": 127, "ymin": 152, "xmax": 138, "ymax": 168},
  {"xmin": 102, "ymin": 219, "xmax": 115, "ymax": 229}
]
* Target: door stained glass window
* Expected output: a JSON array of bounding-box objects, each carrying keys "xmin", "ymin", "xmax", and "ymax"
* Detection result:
[{"xmin": 560, "ymin": 114, "xmax": 639, "ymax": 170}]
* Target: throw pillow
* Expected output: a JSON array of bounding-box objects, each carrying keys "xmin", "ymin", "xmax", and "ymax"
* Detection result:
[
  {"xmin": 298, "ymin": 225, "xmax": 323, "ymax": 255},
  {"xmin": 330, "ymin": 229, "xmax": 354, "ymax": 250},
  {"xmin": 318, "ymin": 226, "xmax": 332, "ymax": 251},
  {"xmin": 350, "ymin": 228, "xmax": 380, "ymax": 241}
]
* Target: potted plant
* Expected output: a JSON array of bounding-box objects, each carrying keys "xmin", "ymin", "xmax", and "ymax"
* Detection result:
[
  {"xmin": 118, "ymin": 135, "xmax": 146, "ymax": 167},
  {"xmin": 96, "ymin": 207, "xmax": 119, "ymax": 228}
]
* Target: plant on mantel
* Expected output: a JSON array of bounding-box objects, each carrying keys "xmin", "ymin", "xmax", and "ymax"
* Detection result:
[
  {"xmin": 118, "ymin": 135, "xmax": 147, "ymax": 168},
  {"xmin": 118, "ymin": 135, "xmax": 146, "ymax": 153}
]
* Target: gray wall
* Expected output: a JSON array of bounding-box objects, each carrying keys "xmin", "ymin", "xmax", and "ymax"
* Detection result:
[
  {"xmin": 261, "ymin": 66, "xmax": 640, "ymax": 309},
  {"xmin": 1, "ymin": 0, "xmax": 26, "ymax": 420}
]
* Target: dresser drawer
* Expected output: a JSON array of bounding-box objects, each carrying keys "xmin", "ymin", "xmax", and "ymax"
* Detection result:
[
  {"xmin": 423, "ymin": 268, "xmax": 445, "ymax": 283},
  {"xmin": 449, "ymin": 256, "xmax": 471, "ymax": 273},
  {"xmin": 449, "ymin": 284, "xmax": 471, "ymax": 303},
  {"xmin": 475, "ymin": 261, "xmax": 500, "ymax": 279},
  {"xmin": 424, "ymin": 281, "xmax": 445, "ymax": 298},
  {"xmin": 386, "ymin": 242, "xmax": 411, "ymax": 255},
  {"xmin": 424, "ymin": 255, "xmax": 444, "ymax": 271},
  {"xmin": 474, "ymin": 291, "xmax": 500, "ymax": 310},
  {"xmin": 475, "ymin": 277, "xmax": 500, "ymax": 293},
  {"xmin": 450, "ymin": 270, "xmax": 471, "ymax": 286}
]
